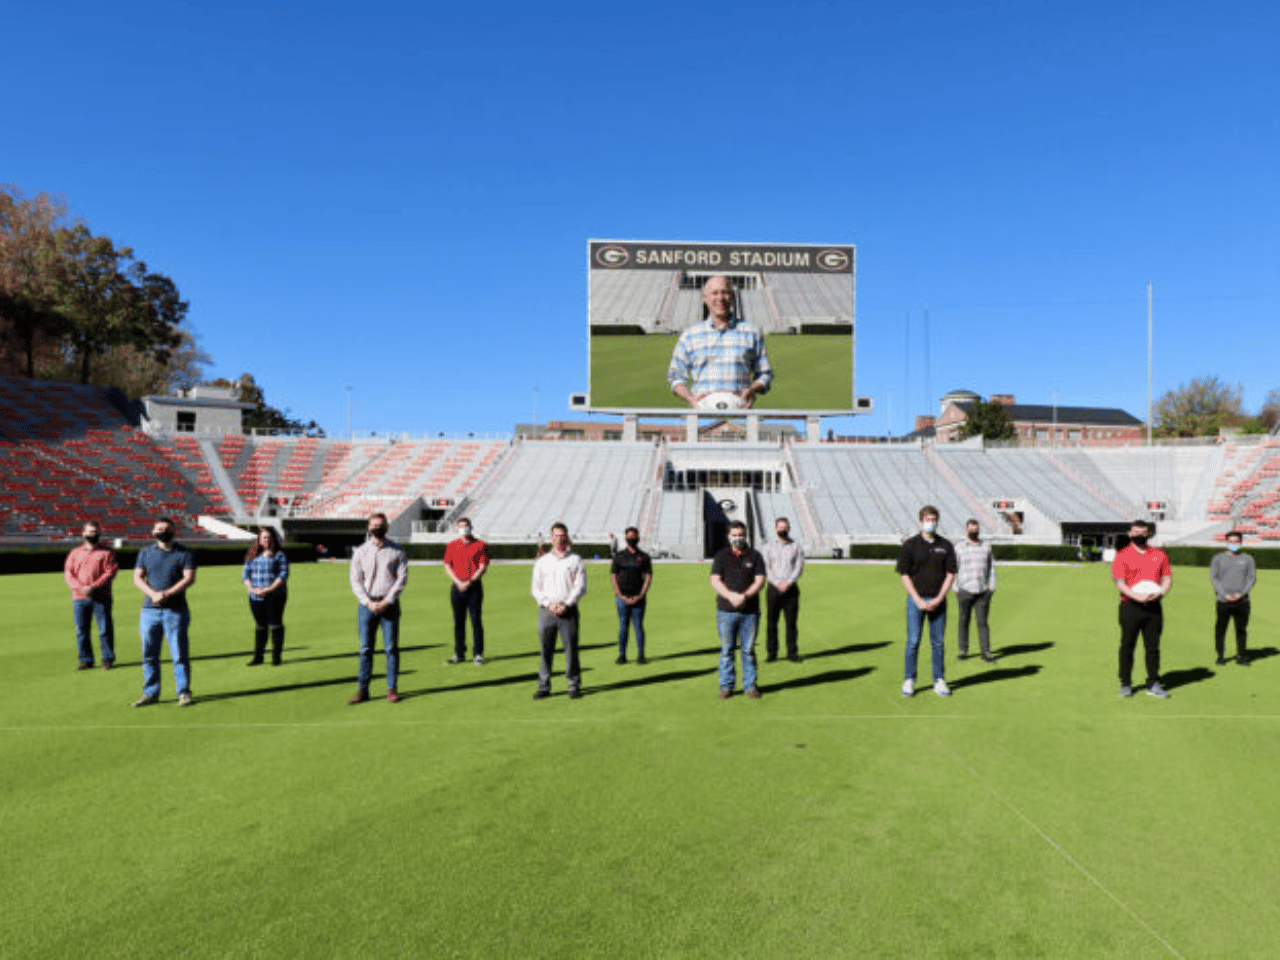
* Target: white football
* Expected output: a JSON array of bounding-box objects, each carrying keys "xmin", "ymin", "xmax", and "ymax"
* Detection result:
[
  {"xmin": 696, "ymin": 391, "xmax": 746, "ymax": 411},
  {"xmin": 1131, "ymin": 580, "xmax": 1162, "ymax": 597}
]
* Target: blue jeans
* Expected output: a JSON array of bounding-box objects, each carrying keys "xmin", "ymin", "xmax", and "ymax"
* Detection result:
[
  {"xmin": 358, "ymin": 602, "xmax": 400, "ymax": 691},
  {"xmin": 616, "ymin": 598, "xmax": 646, "ymax": 658},
  {"xmin": 73, "ymin": 597, "xmax": 115, "ymax": 665},
  {"xmin": 139, "ymin": 606, "xmax": 191, "ymax": 699},
  {"xmin": 717, "ymin": 610, "xmax": 759, "ymax": 692},
  {"xmin": 905, "ymin": 596, "xmax": 947, "ymax": 682}
]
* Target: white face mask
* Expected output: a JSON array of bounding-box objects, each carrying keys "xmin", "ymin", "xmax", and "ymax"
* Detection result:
[
  {"xmin": 458, "ymin": 526, "xmax": 471, "ymax": 538},
  {"xmin": 1227, "ymin": 542, "xmax": 1241, "ymax": 553},
  {"xmin": 921, "ymin": 521, "xmax": 937, "ymax": 535}
]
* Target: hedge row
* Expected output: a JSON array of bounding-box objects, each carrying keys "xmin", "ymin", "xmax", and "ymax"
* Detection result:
[
  {"xmin": 839, "ymin": 543, "xmax": 1082, "ymax": 563},
  {"xmin": 402, "ymin": 543, "xmax": 614, "ymax": 562},
  {"xmin": 0, "ymin": 543, "xmax": 316, "ymax": 576}
]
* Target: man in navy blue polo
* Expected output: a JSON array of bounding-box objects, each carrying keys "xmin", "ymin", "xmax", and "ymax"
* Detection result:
[{"xmin": 132, "ymin": 517, "xmax": 197, "ymax": 707}]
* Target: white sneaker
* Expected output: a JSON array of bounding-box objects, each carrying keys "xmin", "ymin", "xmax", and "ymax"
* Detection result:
[
  {"xmin": 901, "ymin": 679, "xmax": 914, "ymax": 697},
  {"xmin": 934, "ymin": 679, "xmax": 952, "ymax": 697}
]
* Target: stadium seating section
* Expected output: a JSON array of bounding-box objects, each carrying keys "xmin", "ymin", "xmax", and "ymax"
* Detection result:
[{"xmin": 2, "ymin": 375, "xmax": 1276, "ymax": 548}]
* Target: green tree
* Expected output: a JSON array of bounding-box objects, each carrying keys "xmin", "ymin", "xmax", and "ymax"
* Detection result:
[
  {"xmin": 50, "ymin": 226, "xmax": 188, "ymax": 384},
  {"xmin": 955, "ymin": 398, "xmax": 1016, "ymax": 442},
  {"xmin": 205, "ymin": 373, "xmax": 325, "ymax": 437},
  {"xmin": 1153, "ymin": 376, "xmax": 1244, "ymax": 437},
  {"xmin": 1259, "ymin": 389, "xmax": 1280, "ymax": 433}
]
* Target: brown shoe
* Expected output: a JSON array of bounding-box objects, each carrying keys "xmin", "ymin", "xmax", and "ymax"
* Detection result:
[
  {"xmin": 132, "ymin": 695, "xmax": 158, "ymax": 707},
  {"xmin": 348, "ymin": 689, "xmax": 370, "ymax": 705},
  {"xmin": 719, "ymin": 688, "xmax": 732, "ymax": 699},
  {"xmin": 102, "ymin": 660, "xmax": 114, "ymax": 671},
  {"xmin": 745, "ymin": 687, "xmax": 762, "ymax": 699},
  {"xmin": 981, "ymin": 653, "xmax": 996, "ymax": 664},
  {"xmin": 77, "ymin": 663, "xmax": 93, "ymax": 671},
  {"xmin": 386, "ymin": 689, "xmax": 401, "ymax": 703}
]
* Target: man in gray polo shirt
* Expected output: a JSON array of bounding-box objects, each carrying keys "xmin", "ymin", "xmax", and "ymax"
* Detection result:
[
  {"xmin": 1210, "ymin": 530, "xmax": 1257, "ymax": 667},
  {"xmin": 761, "ymin": 517, "xmax": 805, "ymax": 663}
]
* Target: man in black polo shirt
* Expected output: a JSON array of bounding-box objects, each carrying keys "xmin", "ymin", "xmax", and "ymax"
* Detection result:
[
  {"xmin": 610, "ymin": 526, "xmax": 652, "ymax": 664},
  {"xmin": 710, "ymin": 520, "xmax": 767, "ymax": 699},
  {"xmin": 895, "ymin": 504, "xmax": 957, "ymax": 698}
]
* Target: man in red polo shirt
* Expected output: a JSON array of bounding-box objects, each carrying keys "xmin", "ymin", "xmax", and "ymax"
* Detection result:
[
  {"xmin": 1112, "ymin": 519, "xmax": 1173, "ymax": 699},
  {"xmin": 443, "ymin": 517, "xmax": 489, "ymax": 665}
]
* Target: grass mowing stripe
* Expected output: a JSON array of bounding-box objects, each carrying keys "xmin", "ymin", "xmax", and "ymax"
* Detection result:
[{"xmin": 879, "ymin": 687, "xmax": 1188, "ymax": 959}]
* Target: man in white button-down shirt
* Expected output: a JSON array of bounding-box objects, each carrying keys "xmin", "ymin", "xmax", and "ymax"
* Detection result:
[{"xmin": 531, "ymin": 522, "xmax": 587, "ymax": 700}]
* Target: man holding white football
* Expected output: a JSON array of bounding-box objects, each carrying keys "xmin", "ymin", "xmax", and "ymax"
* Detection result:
[
  {"xmin": 1112, "ymin": 519, "xmax": 1173, "ymax": 699},
  {"xmin": 667, "ymin": 275, "xmax": 774, "ymax": 409}
]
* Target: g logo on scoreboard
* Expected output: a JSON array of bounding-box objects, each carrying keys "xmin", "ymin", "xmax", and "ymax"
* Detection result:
[
  {"xmin": 594, "ymin": 244, "xmax": 630, "ymax": 268},
  {"xmin": 815, "ymin": 248, "xmax": 850, "ymax": 272}
]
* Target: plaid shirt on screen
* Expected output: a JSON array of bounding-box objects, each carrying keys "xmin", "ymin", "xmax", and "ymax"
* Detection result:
[{"xmin": 667, "ymin": 316, "xmax": 774, "ymax": 397}]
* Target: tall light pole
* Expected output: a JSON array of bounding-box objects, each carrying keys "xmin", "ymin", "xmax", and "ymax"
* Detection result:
[{"xmin": 1147, "ymin": 281, "xmax": 1153, "ymax": 446}]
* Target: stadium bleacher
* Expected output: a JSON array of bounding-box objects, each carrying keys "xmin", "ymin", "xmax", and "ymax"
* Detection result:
[{"xmin": 3, "ymin": 373, "xmax": 1270, "ymax": 550}]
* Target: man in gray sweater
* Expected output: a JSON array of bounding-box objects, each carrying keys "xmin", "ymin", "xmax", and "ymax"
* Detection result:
[{"xmin": 1210, "ymin": 530, "xmax": 1257, "ymax": 667}]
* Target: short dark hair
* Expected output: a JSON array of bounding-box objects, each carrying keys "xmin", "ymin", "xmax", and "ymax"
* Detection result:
[
  {"xmin": 624, "ymin": 526, "xmax": 638, "ymax": 537},
  {"xmin": 457, "ymin": 517, "xmax": 471, "ymax": 526},
  {"xmin": 918, "ymin": 505, "xmax": 939, "ymax": 521},
  {"xmin": 155, "ymin": 517, "xmax": 175, "ymax": 529},
  {"xmin": 775, "ymin": 517, "xmax": 790, "ymax": 526},
  {"xmin": 1226, "ymin": 530, "xmax": 1244, "ymax": 541},
  {"xmin": 369, "ymin": 512, "xmax": 388, "ymax": 524},
  {"xmin": 728, "ymin": 520, "xmax": 747, "ymax": 534},
  {"xmin": 1131, "ymin": 519, "xmax": 1153, "ymax": 532},
  {"xmin": 966, "ymin": 518, "xmax": 979, "ymax": 527},
  {"xmin": 551, "ymin": 522, "xmax": 568, "ymax": 535}
]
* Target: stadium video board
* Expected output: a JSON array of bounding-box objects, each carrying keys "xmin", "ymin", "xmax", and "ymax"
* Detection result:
[{"xmin": 588, "ymin": 240, "xmax": 856, "ymax": 413}]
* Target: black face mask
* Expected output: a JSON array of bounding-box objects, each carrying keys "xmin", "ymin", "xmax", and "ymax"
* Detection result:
[
  {"xmin": 1131, "ymin": 535, "xmax": 1148, "ymax": 548},
  {"xmin": 625, "ymin": 537, "xmax": 639, "ymax": 549},
  {"xmin": 369, "ymin": 527, "xmax": 388, "ymax": 540},
  {"xmin": 84, "ymin": 534, "xmax": 100, "ymax": 545},
  {"xmin": 967, "ymin": 531, "xmax": 979, "ymax": 541},
  {"xmin": 156, "ymin": 529, "xmax": 175, "ymax": 544}
]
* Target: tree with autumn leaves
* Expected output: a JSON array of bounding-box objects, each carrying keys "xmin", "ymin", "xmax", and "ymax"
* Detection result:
[{"xmin": 0, "ymin": 186, "xmax": 201, "ymax": 391}]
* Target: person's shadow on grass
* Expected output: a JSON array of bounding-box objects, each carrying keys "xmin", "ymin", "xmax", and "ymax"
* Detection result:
[
  {"xmin": 1162, "ymin": 666, "xmax": 1214, "ymax": 690},
  {"xmin": 949, "ymin": 664, "xmax": 1041, "ymax": 690},
  {"xmin": 1245, "ymin": 646, "xmax": 1278, "ymax": 663},
  {"xmin": 804, "ymin": 642, "xmax": 890, "ymax": 660},
  {"xmin": 401, "ymin": 671, "xmax": 541, "ymax": 699},
  {"xmin": 764, "ymin": 666, "xmax": 874, "ymax": 693},
  {"xmin": 993, "ymin": 642, "xmax": 1054, "ymax": 659},
  {"xmin": 581, "ymin": 666, "xmax": 720, "ymax": 697},
  {"xmin": 195, "ymin": 669, "xmax": 418, "ymax": 702}
]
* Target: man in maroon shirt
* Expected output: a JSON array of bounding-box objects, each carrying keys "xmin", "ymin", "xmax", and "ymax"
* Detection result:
[
  {"xmin": 64, "ymin": 520, "xmax": 119, "ymax": 670},
  {"xmin": 443, "ymin": 517, "xmax": 489, "ymax": 664},
  {"xmin": 1112, "ymin": 519, "xmax": 1173, "ymax": 699}
]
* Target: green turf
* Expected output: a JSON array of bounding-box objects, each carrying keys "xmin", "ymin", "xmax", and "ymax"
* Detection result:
[
  {"xmin": 590, "ymin": 333, "xmax": 854, "ymax": 409},
  {"xmin": 2, "ymin": 561, "xmax": 1278, "ymax": 957}
]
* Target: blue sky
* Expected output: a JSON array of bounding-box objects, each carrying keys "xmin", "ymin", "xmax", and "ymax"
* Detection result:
[{"xmin": 8, "ymin": 0, "xmax": 1278, "ymax": 436}]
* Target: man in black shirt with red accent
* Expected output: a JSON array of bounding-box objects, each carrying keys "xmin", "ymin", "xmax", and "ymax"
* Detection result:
[
  {"xmin": 710, "ymin": 520, "xmax": 767, "ymax": 699},
  {"xmin": 610, "ymin": 526, "xmax": 653, "ymax": 664},
  {"xmin": 895, "ymin": 504, "xmax": 957, "ymax": 698}
]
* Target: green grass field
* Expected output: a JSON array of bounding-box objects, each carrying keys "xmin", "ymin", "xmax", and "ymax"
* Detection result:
[
  {"xmin": 3, "ymin": 560, "xmax": 1278, "ymax": 958},
  {"xmin": 590, "ymin": 333, "xmax": 854, "ymax": 409}
]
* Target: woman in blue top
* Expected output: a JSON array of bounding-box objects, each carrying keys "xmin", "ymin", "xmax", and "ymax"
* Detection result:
[{"xmin": 242, "ymin": 527, "xmax": 289, "ymax": 666}]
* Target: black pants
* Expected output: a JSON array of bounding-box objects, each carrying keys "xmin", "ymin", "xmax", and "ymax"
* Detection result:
[
  {"xmin": 1214, "ymin": 598, "xmax": 1250, "ymax": 660},
  {"xmin": 1118, "ymin": 600, "xmax": 1162, "ymax": 687},
  {"xmin": 766, "ymin": 584, "xmax": 800, "ymax": 658},
  {"xmin": 450, "ymin": 582, "xmax": 484, "ymax": 658}
]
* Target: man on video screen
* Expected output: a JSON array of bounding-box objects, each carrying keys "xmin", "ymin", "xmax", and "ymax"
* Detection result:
[{"xmin": 667, "ymin": 275, "xmax": 773, "ymax": 408}]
